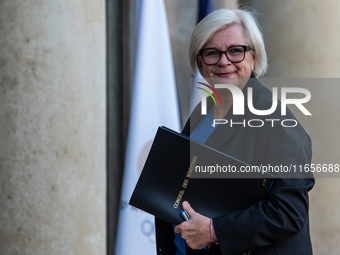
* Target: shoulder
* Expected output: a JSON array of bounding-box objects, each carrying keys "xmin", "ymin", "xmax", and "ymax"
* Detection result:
[
  {"xmin": 247, "ymin": 78, "xmax": 281, "ymax": 114},
  {"xmin": 245, "ymin": 79, "xmax": 312, "ymax": 161},
  {"xmin": 246, "ymin": 78, "xmax": 307, "ymax": 125}
]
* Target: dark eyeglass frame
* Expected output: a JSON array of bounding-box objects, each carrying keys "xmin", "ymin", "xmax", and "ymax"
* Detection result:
[{"xmin": 199, "ymin": 45, "xmax": 253, "ymax": 65}]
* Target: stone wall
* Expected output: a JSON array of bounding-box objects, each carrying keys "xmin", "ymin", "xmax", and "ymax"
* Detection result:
[{"xmin": 0, "ymin": 1, "xmax": 106, "ymax": 254}]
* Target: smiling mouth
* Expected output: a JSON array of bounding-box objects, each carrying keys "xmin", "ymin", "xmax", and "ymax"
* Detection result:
[{"xmin": 216, "ymin": 72, "xmax": 237, "ymax": 77}]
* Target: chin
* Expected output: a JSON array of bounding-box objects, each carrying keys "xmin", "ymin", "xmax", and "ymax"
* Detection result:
[
  {"xmin": 211, "ymin": 76, "xmax": 250, "ymax": 90},
  {"xmin": 211, "ymin": 76, "xmax": 239, "ymax": 85}
]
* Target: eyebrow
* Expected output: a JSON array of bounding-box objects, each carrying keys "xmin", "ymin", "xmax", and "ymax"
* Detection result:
[
  {"xmin": 204, "ymin": 43, "xmax": 247, "ymax": 50},
  {"xmin": 203, "ymin": 44, "xmax": 245, "ymax": 50}
]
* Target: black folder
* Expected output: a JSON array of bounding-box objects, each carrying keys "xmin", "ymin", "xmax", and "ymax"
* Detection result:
[{"xmin": 129, "ymin": 126, "xmax": 274, "ymax": 225}]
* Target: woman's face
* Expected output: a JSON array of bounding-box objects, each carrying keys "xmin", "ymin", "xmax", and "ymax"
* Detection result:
[{"xmin": 199, "ymin": 24, "xmax": 255, "ymax": 89}]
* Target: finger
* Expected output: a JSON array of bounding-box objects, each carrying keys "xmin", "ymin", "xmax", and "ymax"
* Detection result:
[
  {"xmin": 174, "ymin": 225, "xmax": 181, "ymax": 234},
  {"xmin": 182, "ymin": 201, "xmax": 196, "ymax": 216}
]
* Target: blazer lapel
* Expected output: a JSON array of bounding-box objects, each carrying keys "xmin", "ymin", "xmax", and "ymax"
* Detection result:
[
  {"xmin": 181, "ymin": 99, "xmax": 213, "ymax": 136},
  {"xmin": 206, "ymin": 78, "xmax": 262, "ymax": 150},
  {"xmin": 204, "ymin": 111, "xmax": 237, "ymax": 149},
  {"xmin": 182, "ymin": 78, "xmax": 260, "ymax": 150},
  {"xmin": 182, "ymin": 96, "xmax": 238, "ymax": 149}
]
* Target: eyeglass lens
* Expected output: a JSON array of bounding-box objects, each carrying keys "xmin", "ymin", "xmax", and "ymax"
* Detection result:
[{"xmin": 201, "ymin": 46, "xmax": 247, "ymax": 65}]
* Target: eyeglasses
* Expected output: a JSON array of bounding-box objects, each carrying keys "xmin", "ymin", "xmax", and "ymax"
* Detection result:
[{"xmin": 199, "ymin": 45, "xmax": 253, "ymax": 65}]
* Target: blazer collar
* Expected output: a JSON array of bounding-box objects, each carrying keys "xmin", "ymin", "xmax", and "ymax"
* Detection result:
[{"xmin": 182, "ymin": 77, "xmax": 262, "ymax": 150}]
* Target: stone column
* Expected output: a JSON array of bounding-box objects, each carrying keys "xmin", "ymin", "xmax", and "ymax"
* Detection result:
[
  {"xmin": 165, "ymin": 0, "xmax": 238, "ymax": 124},
  {"xmin": 0, "ymin": 1, "xmax": 106, "ymax": 255},
  {"xmin": 242, "ymin": 0, "xmax": 340, "ymax": 253},
  {"xmin": 213, "ymin": 0, "xmax": 238, "ymax": 9}
]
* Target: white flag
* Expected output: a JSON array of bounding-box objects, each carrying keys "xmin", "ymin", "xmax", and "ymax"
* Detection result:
[
  {"xmin": 115, "ymin": 0, "xmax": 181, "ymax": 254},
  {"xmin": 189, "ymin": 71, "xmax": 208, "ymax": 114},
  {"xmin": 189, "ymin": 0, "xmax": 213, "ymax": 114}
]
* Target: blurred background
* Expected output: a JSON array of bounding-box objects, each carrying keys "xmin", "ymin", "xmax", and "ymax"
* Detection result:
[{"xmin": 1, "ymin": 0, "xmax": 340, "ymax": 254}]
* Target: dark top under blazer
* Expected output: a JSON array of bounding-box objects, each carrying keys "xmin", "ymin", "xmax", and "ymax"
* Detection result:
[{"xmin": 155, "ymin": 78, "xmax": 314, "ymax": 255}]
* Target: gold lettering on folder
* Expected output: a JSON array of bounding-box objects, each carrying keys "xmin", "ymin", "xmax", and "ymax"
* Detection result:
[
  {"xmin": 182, "ymin": 179, "xmax": 189, "ymax": 188},
  {"xmin": 173, "ymin": 156, "xmax": 198, "ymax": 208},
  {"xmin": 186, "ymin": 155, "xmax": 197, "ymax": 178},
  {"xmin": 173, "ymin": 190, "xmax": 185, "ymax": 208}
]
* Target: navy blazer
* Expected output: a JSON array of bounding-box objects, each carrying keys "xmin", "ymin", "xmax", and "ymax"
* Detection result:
[{"xmin": 155, "ymin": 78, "xmax": 314, "ymax": 255}]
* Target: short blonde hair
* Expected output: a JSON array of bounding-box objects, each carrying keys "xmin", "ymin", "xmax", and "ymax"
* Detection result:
[{"xmin": 189, "ymin": 8, "xmax": 267, "ymax": 78}]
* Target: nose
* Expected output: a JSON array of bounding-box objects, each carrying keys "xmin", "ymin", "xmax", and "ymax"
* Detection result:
[{"xmin": 218, "ymin": 52, "xmax": 232, "ymax": 66}]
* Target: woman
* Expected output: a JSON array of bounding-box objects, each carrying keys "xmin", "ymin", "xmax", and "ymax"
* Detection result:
[{"xmin": 155, "ymin": 8, "xmax": 314, "ymax": 255}]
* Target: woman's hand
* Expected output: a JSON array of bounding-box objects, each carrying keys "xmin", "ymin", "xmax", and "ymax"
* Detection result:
[{"xmin": 174, "ymin": 201, "xmax": 212, "ymax": 250}]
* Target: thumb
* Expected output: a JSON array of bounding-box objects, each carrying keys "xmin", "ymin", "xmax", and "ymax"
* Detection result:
[{"xmin": 182, "ymin": 201, "xmax": 196, "ymax": 217}]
